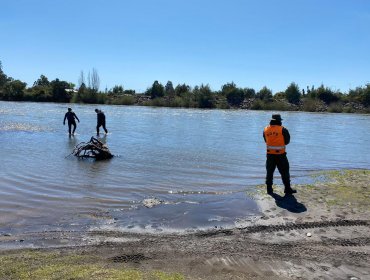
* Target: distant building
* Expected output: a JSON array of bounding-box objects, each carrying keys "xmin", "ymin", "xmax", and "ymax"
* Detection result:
[{"xmin": 65, "ymin": 89, "xmax": 78, "ymax": 93}]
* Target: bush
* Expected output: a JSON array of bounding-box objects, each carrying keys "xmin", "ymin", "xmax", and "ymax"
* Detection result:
[
  {"xmin": 251, "ymin": 99, "xmax": 264, "ymax": 110},
  {"xmin": 194, "ymin": 85, "xmax": 216, "ymax": 108},
  {"xmin": 348, "ymin": 84, "xmax": 370, "ymax": 107},
  {"xmin": 302, "ymin": 98, "xmax": 323, "ymax": 112},
  {"xmin": 216, "ymin": 99, "xmax": 230, "ymax": 109},
  {"xmin": 266, "ymin": 100, "xmax": 293, "ymax": 111},
  {"xmin": 342, "ymin": 106, "xmax": 355, "ymax": 113},
  {"xmin": 167, "ymin": 97, "xmax": 186, "ymax": 107},
  {"xmin": 226, "ymin": 89, "xmax": 245, "ymax": 106},
  {"xmin": 144, "ymin": 97, "xmax": 167, "ymax": 107},
  {"xmin": 109, "ymin": 95, "xmax": 135, "ymax": 105},
  {"xmin": 315, "ymin": 85, "xmax": 338, "ymax": 104},
  {"xmin": 328, "ymin": 102, "xmax": 343, "ymax": 113}
]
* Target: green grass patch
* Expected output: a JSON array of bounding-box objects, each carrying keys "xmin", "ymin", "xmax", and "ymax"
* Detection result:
[
  {"xmin": 309, "ymin": 169, "xmax": 370, "ymax": 209},
  {"xmin": 0, "ymin": 250, "xmax": 184, "ymax": 280},
  {"xmin": 248, "ymin": 170, "xmax": 370, "ymax": 210}
]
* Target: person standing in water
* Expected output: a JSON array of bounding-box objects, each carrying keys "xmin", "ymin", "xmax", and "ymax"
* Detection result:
[
  {"xmin": 263, "ymin": 114, "xmax": 296, "ymax": 195},
  {"xmin": 63, "ymin": 108, "xmax": 80, "ymax": 136},
  {"xmin": 95, "ymin": 109, "xmax": 108, "ymax": 135}
]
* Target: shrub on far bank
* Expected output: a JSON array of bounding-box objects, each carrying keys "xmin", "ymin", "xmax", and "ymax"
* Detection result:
[
  {"xmin": 250, "ymin": 99, "xmax": 293, "ymax": 111},
  {"xmin": 348, "ymin": 84, "xmax": 370, "ymax": 107},
  {"xmin": 145, "ymin": 97, "xmax": 168, "ymax": 107},
  {"xmin": 167, "ymin": 97, "xmax": 188, "ymax": 108},
  {"xmin": 328, "ymin": 102, "xmax": 344, "ymax": 113},
  {"xmin": 301, "ymin": 98, "xmax": 326, "ymax": 112},
  {"xmin": 107, "ymin": 95, "xmax": 135, "ymax": 105}
]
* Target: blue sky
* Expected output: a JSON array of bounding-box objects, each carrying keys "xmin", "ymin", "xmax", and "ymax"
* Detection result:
[{"xmin": 1, "ymin": 0, "xmax": 369, "ymax": 93}]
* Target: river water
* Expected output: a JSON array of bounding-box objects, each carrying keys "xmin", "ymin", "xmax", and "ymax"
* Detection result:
[{"xmin": 0, "ymin": 101, "xmax": 369, "ymax": 234}]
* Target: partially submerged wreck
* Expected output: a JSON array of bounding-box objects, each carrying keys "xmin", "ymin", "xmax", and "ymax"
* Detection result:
[{"xmin": 70, "ymin": 137, "xmax": 113, "ymax": 160}]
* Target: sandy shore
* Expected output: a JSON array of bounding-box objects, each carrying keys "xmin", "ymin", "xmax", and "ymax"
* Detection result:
[{"xmin": 1, "ymin": 170, "xmax": 369, "ymax": 279}]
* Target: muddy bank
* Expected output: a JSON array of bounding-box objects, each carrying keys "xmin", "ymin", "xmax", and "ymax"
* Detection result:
[{"xmin": 1, "ymin": 170, "xmax": 369, "ymax": 280}]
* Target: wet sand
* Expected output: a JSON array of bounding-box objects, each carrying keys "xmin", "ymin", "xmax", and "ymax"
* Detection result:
[{"xmin": 1, "ymin": 170, "xmax": 369, "ymax": 279}]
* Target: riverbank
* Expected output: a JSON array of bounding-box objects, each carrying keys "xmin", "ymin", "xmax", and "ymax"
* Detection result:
[
  {"xmin": 2, "ymin": 91, "xmax": 370, "ymax": 114},
  {"xmin": 1, "ymin": 170, "xmax": 369, "ymax": 279},
  {"xmin": 108, "ymin": 94, "xmax": 370, "ymax": 114}
]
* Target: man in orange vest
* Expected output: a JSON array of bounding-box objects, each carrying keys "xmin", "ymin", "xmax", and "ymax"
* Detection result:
[{"xmin": 263, "ymin": 114, "xmax": 297, "ymax": 195}]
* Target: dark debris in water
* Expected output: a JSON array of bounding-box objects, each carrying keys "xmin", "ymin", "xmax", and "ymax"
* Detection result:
[{"xmin": 68, "ymin": 137, "xmax": 113, "ymax": 160}]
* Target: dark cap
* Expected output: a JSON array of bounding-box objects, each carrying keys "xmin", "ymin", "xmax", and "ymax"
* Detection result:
[
  {"xmin": 68, "ymin": 108, "xmax": 72, "ymax": 111},
  {"xmin": 271, "ymin": 114, "xmax": 283, "ymax": 121}
]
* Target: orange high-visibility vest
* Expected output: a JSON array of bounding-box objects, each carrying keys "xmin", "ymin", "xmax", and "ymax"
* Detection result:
[{"xmin": 264, "ymin": 125, "xmax": 286, "ymax": 154}]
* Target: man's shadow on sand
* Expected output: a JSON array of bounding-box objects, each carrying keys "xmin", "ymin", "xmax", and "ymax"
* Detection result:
[{"xmin": 269, "ymin": 193, "xmax": 307, "ymax": 213}]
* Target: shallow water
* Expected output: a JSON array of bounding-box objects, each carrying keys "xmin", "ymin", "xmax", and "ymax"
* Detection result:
[{"xmin": 0, "ymin": 101, "xmax": 369, "ymax": 233}]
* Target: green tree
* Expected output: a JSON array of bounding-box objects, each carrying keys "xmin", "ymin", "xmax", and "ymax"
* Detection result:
[
  {"xmin": 285, "ymin": 82, "xmax": 301, "ymax": 104},
  {"xmin": 274, "ymin": 91, "xmax": 286, "ymax": 99},
  {"xmin": 33, "ymin": 74, "xmax": 50, "ymax": 87},
  {"xmin": 50, "ymin": 79, "xmax": 72, "ymax": 102},
  {"xmin": 0, "ymin": 61, "xmax": 11, "ymax": 90},
  {"xmin": 124, "ymin": 89, "xmax": 135, "ymax": 94},
  {"xmin": 194, "ymin": 84, "xmax": 215, "ymax": 108},
  {"xmin": 363, "ymin": 84, "xmax": 370, "ymax": 107},
  {"xmin": 243, "ymin": 88, "xmax": 256, "ymax": 98},
  {"xmin": 307, "ymin": 85, "xmax": 316, "ymax": 99},
  {"xmin": 72, "ymin": 82, "xmax": 87, "ymax": 103},
  {"xmin": 315, "ymin": 85, "xmax": 338, "ymax": 105},
  {"xmin": 175, "ymin": 83, "xmax": 191, "ymax": 95},
  {"xmin": 221, "ymin": 82, "xmax": 237, "ymax": 95},
  {"xmin": 148, "ymin": 80, "xmax": 164, "ymax": 99},
  {"xmin": 256, "ymin": 86, "xmax": 273, "ymax": 101},
  {"xmin": 3, "ymin": 80, "xmax": 27, "ymax": 100},
  {"xmin": 226, "ymin": 89, "xmax": 245, "ymax": 106},
  {"xmin": 112, "ymin": 85, "xmax": 124, "ymax": 94},
  {"xmin": 348, "ymin": 84, "xmax": 370, "ymax": 107},
  {"xmin": 220, "ymin": 82, "xmax": 244, "ymax": 106},
  {"xmin": 165, "ymin": 81, "xmax": 175, "ymax": 97}
]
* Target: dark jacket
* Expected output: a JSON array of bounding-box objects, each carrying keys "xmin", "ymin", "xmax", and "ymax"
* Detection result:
[
  {"xmin": 263, "ymin": 120, "xmax": 290, "ymax": 145},
  {"xmin": 97, "ymin": 111, "xmax": 106, "ymax": 124},
  {"xmin": 64, "ymin": 112, "xmax": 79, "ymax": 123}
]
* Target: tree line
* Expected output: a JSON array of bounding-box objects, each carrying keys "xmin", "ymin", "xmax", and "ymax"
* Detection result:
[{"xmin": 0, "ymin": 61, "xmax": 369, "ymax": 113}]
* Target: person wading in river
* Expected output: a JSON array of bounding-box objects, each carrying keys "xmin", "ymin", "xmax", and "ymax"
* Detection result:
[
  {"xmin": 95, "ymin": 109, "xmax": 108, "ymax": 135},
  {"xmin": 263, "ymin": 114, "xmax": 297, "ymax": 195},
  {"xmin": 63, "ymin": 108, "xmax": 80, "ymax": 136}
]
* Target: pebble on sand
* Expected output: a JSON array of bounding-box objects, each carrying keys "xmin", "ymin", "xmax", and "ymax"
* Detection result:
[{"xmin": 306, "ymin": 232, "xmax": 312, "ymax": 237}]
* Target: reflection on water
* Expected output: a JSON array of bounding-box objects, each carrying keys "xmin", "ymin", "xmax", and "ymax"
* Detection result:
[
  {"xmin": 2, "ymin": 122, "xmax": 49, "ymax": 132},
  {"xmin": 0, "ymin": 101, "xmax": 369, "ymax": 234},
  {"xmin": 67, "ymin": 135, "xmax": 78, "ymax": 149}
]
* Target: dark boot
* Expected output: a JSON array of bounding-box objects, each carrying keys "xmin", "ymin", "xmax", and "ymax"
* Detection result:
[
  {"xmin": 267, "ymin": 185, "xmax": 273, "ymax": 195},
  {"xmin": 284, "ymin": 187, "xmax": 297, "ymax": 195}
]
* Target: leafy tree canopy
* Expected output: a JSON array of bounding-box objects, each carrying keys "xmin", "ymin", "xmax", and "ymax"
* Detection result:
[
  {"xmin": 148, "ymin": 80, "xmax": 164, "ymax": 99},
  {"xmin": 175, "ymin": 83, "xmax": 191, "ymax": 95},
  {"xmin": 165, "ymin": 81, "xmax": 175, "ymax": 96},
  {"xmin": 256, "ymin": 86, "xmax": 273, "ymax": 101},
  {"xmin": 285, "ymin": 82, "xmax": 301, "ymax": 104},
  {"xmin": 33, "ymin": 74, "xmax": 50, "ymax": 87}
]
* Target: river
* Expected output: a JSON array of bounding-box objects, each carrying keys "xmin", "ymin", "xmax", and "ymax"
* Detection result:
[{"xmin": 0, "ymin": 101, "xmax": 369, "ymax": 234}]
